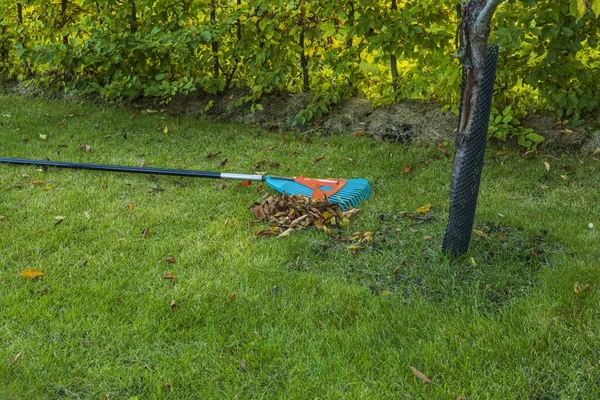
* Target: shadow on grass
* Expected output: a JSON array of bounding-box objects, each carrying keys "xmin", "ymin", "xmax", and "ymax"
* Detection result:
[{"xmin": 291, "ymin": 215, "xmax": 566, "ymax": 314}]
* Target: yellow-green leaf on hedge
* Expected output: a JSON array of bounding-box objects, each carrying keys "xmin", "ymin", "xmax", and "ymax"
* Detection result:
[
  {"xmin": 570, "ymin": 0, "xmax": 587, "ymax": 20},
  {"xmin": 593, "ymin": 0, "xmax": 600, "ymax": 16}
]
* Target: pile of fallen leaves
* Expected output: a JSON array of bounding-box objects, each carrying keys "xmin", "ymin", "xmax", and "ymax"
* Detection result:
[{"xmin": 251, "ymin": 194, "xmax": 359, "ymax": 238}]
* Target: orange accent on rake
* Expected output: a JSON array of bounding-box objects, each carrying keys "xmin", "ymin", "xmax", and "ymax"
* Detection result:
[{"xmin": 293, "ymin": 174, "xmax": 347, "ymax": 199}]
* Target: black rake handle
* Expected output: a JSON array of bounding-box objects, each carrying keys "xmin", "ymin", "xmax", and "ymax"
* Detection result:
[{"xmin": 0, "ymin": 157, "xmax": 265, "ymax": 181}]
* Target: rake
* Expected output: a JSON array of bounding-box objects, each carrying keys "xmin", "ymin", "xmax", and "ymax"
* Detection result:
[{"xmin": 0, "ymin": 157, "xmax": 371, "ymax": 209}]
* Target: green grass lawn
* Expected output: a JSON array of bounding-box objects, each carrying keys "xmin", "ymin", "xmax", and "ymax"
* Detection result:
[{"xmin": 1, "ymin": 95, "xmax": 599, "ymax": 399}]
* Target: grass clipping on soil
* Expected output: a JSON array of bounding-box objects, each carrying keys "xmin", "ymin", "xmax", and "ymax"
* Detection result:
[{"xmin": 251, "ymin": 194, "xmax": 359, "ymax": 238}]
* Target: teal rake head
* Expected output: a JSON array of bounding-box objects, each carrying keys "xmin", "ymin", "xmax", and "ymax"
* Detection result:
[{"xmin": 265, "ymin": 175, "xmax": 371, "ymax": 209}]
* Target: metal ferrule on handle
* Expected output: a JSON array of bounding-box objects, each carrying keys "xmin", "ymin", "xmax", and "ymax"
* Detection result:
[{"xmin": 0, "ymin": 157, "xmax": 265, "ymax": 181}]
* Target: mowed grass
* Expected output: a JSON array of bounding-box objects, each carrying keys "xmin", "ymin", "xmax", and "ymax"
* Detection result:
[{"xmin": 1, "ymin": 95, "xmax": 599, "ymax": 399}]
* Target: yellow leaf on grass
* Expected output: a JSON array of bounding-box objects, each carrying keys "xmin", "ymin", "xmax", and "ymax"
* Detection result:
[
  {"xmin": 473, "ymin": 229, "xmax": 489, "ymax": 239},
  {"xmin": 163, "ymin": 126, "xmax": 169, "ymax": 134},
  {"xmin": 11, "ymin": 351, "xmax": 22, "ymax": 364},
  {"xmin": 544, "ymin": 161, "xmax": 551, "ymax": 172},
  {"xmin": 409, "ymin": 366, "xmax": 431, "ymax": 384},
  {"xmin": 31, "ymin": 179, "xmax": 45, "ymax": 185},
  {"xmin": 20, "ymin": 269, "xmax": 45, "ymax": 279},
  {"xmin": 128, "ymin": 202, "xmax": 135, "ymax": 211},
  {"xmin": 43, "ymin": 186, "xmax": 53, "ymax": 190},
  {"xmin": 416, "ymin": 204, "xmax": 431, "ymax": 213},
  {"xmin": 400, "ymin": 166, "xmax": 415, "ymax": 174},
  {"xmin": 495, "ymin": 150, "xmax": 509, "ymax": 157}
]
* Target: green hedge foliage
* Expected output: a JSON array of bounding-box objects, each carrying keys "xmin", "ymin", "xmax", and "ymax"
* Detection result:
[{"xmin": 1, "ymin": 1, "xmax": 599, "ymax": 141}]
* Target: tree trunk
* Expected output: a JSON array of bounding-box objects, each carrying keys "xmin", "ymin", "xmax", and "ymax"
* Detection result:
[
  {"xmin": 442, "ymin": 0, "xmax": 504, "ymax": 256},
  {"xmin": 17, "ymin": 2, "xmax": 23, "ymax": 25},
  {"xmin": 61, "ymin": 0, "xmax": 69, "ymax": 44},
  {"xmin": 390, "ymin": 0, "xmax": 399, "ymax": 92},
  {"xmin": 211, "ymin": 0, "xmax": 219, "ymax": 78},
  {"xmin": 299, "ymin": 26, "xmax": 310, "ymax": 92},
  {"xmin": 130, "ymin": 0, "xmax": 138, "ymax": 33}
]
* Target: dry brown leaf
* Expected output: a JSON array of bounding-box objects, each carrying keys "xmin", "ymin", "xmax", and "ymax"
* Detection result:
[
  {"xmin": 416, "ymin": 204, "xmax": 431, "ymax": 213},
  {"xmin": 409, "ymin": 366, "xmax": 432, "ymax": 384},
  {"xmin": 218, "ymin": 158, "xmax": 228, "ymax": 168},
  {"xmin": 314, "ymin": 156, "xmax": 325, "ymax": 163},
  {"xmin": 495, "ymin": 150, "xmax": 508, "ymax": 157},
  {"xmin": 354, "ymin": 129, "xmax": 366, "ymax": 136},
  {"xmin": 401, "ymin": 166, "xmax": 415, "ymax": 174},
  {"xmin": 142, "ymin": 226, "xmax": 150, "ymax": 238},
  {"xmin": 423, "ymin": 235, "xmax": 434, "ymax": 241},
  {"xmin": 11, "ymin": 351, "xmax": 22, "ymax": 364},
  {"xmin": 20, "ymin": 269, "xmax": 45, "ymax": 279},
  {"xmin": 277, "ymin": 228, "xmax": 294, "ymax": 238},
  {"xmin": 497, "ymin": 232, "xmax": 507, "ymax": 242},
  {"xmin": 264, "ymin": 146, "xmax": 276, "ymax": 151},
  {"xmin": 31, "ymin": 179, "xmax": 45, "ymax": 185},
  {"xmin": 436, "ymin": 143, "xmax": 449, "ymax": 156},
  {"xmin": 269, "ymin": 162, "xmax": 280, "ymax": 168},
  {"xmin": 206, "ymin": 151, "xmax": 221, "ymax": 159},
  {"xmin": 343, "ymin": 208, "xmax": 360, "ymax": 218},
  {"xmin": 163, "ymin": 272, "xmax": 177, "ymax": 280},
  {"xmin": 573, "ymin": 282, "xmax": 590, "ymax": 295},
  {"xmin": 128, "ymin": 202, "xmax": 135, "ymax": 211},
  {"xmin": 165, "ymin": 256, "xmax": 177, "ymax": 264},
  {"xmin": 544, "ymin": 161, "xmax": 551, "ymax": 172},
  {"xmin": 254, "ymin": 227, "xmax": 280, "ymax": 236},
  {"xmin": 346, "ymin": 157, "xmax": 356, "ymax": 163},
  {"xmin": 254, "ymin": 160, "xmax": 266, "ymax": 169},
  {"xmin": 227, "ymin": 292, "xmax": 236, "ymax": 303},
  {"xmin": 473, "ymin": 229, "xmax": 489, "ymax": 239},
  {"xmin": 170, "ymin": 299, "xmax": 177, "ymax": 311}
]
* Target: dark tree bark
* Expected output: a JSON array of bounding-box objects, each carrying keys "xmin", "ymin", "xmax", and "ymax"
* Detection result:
[
  {"xmin": 130, "ymin": 0, "xmax": 138, "ymax": 33},
  {"xmin": 211, "ymin": 0, "xmax": 220, "ymax": 78},
  {"xmin": 61, "ymin": 0, "xmax": 69, "ymax": 44},
  {"xmin": 390, "ymin": 0, "xmax": 399, "ymax": 92},
  {"xmin": 17, "ymin": 2, "xmax": 23, "ymax": 25},
  {"xmin": 442, "ymin": 0, "xmax": 504, "ymax": 256},
  {"xmin": 299, "ymin": 26, "xmax": 310, "ymax": 92}
]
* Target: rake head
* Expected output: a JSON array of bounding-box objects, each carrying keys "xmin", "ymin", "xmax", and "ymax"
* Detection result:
[{"xmin": 265, "ymin": 175, "xmax": 371, "ymax": 209}]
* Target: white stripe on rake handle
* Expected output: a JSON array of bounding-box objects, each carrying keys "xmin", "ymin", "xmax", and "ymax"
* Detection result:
[{"xmin": 220, "ymin": 173, "xmax": 264, "ymax": 181}]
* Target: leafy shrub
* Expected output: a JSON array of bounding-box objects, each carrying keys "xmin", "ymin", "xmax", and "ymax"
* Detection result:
[{"xmin": 0, "ymin": 0, "xmax": 598, "ymax": 147}]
